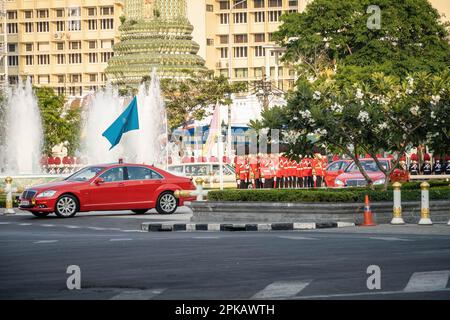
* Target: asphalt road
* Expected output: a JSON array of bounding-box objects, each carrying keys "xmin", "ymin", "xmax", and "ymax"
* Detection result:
[{"xmin": 0, "ymin": 210, "xmax": 450, "ymax": 300}]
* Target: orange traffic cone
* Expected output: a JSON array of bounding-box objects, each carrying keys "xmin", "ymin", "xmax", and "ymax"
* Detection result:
[{"xmin": 361, "ymin": 195, "xmax": 376, "ymax": 226}]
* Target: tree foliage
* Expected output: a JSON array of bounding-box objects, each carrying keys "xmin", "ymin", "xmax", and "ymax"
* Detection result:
[{"xmin": 35, "ymin": 87, "xmax": 81, "ymax": 156}]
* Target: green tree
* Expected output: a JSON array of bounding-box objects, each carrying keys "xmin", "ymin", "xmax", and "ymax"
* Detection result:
[
  {"xmin": 275, "ymin": 0, "xmax": 450, "ymax": 83},
  {"xmin": 35, "ymin": 87, "xmax": 81, "ymax": 156},
  {"xmin": 160, "ymin": 70, "xmax": 246, "ymax": 129}
]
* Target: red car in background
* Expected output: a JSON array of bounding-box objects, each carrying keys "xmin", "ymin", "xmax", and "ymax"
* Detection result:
[
  {"xmin": 334, "ymin": 158, "xmax": 409, "ymax": 187},
  {"xmin": 19, "ymin": 163, "xmax": 196, "ymax": 218},
  {"xmin": 324, "ymin": 159, "xmax": 352, "ymax": 187}
]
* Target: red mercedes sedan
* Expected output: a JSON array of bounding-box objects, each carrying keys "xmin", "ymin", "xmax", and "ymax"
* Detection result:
[{"xmin": 19, "ymin": 163, "xmax": 196, "ymax": 218}]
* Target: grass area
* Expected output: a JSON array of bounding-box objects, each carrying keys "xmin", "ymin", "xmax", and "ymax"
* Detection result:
[{"xmin": 208, "ymin": 184, "xmax": 450, "ymax": 203}]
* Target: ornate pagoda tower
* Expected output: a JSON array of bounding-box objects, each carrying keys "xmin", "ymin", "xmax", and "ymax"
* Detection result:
[{"xmin": 105, "ymin": 0, "xmax": 206, "ymax": 86}]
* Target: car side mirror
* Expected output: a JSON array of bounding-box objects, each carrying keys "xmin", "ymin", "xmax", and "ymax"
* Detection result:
[{"xmin": 95, "ymin": 177, "xmax": 105, "ymax": 185}]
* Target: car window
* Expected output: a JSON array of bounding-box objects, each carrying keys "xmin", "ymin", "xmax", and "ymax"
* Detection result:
[
  {"xmin": 127, "ymin": 166, "xmax": 163, "ymax": 180},
  {"xmin": 212, "ymin": 165, "xmax": 232, "ymax": 175},
  {"xmin": 99, "ymin": 167, "xmax": 125, "ymax": 182},
  {"xmin": 327, "ymin": 162, "xmax": 341, "ymax": 172},
  {"xmin": 345, "ymin": 160, "xmax": 389, "ymax": 173},
  {"xmin": 66, "ymin": 166, "xmax": 105, "ymax": 181},
  {"xmin": 169, "ymin": 166, "xmax": 184, "ymax": 173}
]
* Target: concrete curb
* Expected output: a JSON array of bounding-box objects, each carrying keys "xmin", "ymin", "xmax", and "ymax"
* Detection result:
[{"xmin": 141, "ymin": 221, "xmax": 355, "ymax": 232}]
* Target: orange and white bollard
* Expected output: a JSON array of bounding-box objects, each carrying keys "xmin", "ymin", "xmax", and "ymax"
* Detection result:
[{"xmin": 361, "ymin": 195, "xmax": 376, "ymax": 226}]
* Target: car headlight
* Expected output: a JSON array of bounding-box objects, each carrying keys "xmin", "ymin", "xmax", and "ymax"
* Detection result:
[
  {"xmin": 335, "ymin": 179, "xmax": 344, "ymax": 186},
  {"xmin": 36, "ymin": 190, "xmax": 57, "ymax": 198},
  {"xmin": 373, "ymin": 178, "xmax": 385, "ymax": 185}
]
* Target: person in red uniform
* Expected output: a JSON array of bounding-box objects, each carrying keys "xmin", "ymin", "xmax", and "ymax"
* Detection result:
[
  {"xmin": 303, "ymin": 155, "xmax": 313, "ymax": 188},
  {"xmin": 268, "ymin": 154, "xmax": 276, "ymax": 188},
  {"xmin": 237, "ymin": 156, "xmax": 248, "ymax": 189},
  {"xmin": 290, "ymin": 158, "xmax": 298, "ymax": 189},
  {"xmin": 421, "ymin": 153, "xmax": 432, "ymax": 175},
  {"xmin": 249, "ymin": 154, "xmax": 261, "ymax": 189},
  {"xmin": 296, "ymin": 155, "xmax": 304, "ymax": 188},
  {"xmin": 235, "ymin": 156, "xmax": 242, "ymax": 189},
  {"xmin": 275, "ymin": 153, "xmax": 283, "ymax": 189},
  {"xmin": 312, "ymin": 153, "xmax": 324, "ymax": 188}
]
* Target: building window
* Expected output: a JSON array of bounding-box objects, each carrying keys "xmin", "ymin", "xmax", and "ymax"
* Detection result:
[
  {"xmin": 101, "ymin": 6, "xmax": 114, "ymax": 15},
  {"xmin": 57, "ymin": 75, "xmax": 65, "ymax": 83},
  {"xmin": 69, "ymin": 41, "xmax": 81, "ymax": 50},
  {"xmin": 206, "ymin": 4, "xmax": 214, "ymax": 12},
  {"xmin": 89, "ymin": 74, "xmax": 97, "ymax": 82},
  {"xmin": 101, "ymin": 52, "xmax": 113, "ymax": 62},
  {"xmin": 56, "ymin": 54, "xmax": 65, "ymax": 64},
  {"xmin": 56, "ymin": 21, "xmax": 65, "ymax": 31},
  {"xmin": 38, "ymin": 42, "xmax": 50, "ymax": 51},
  {"xmin": 88, "ymin": 19, "xmax": 97, "ymax": 30},
  {"xmin": 57, "ymin": 87, "xmax": 66, "ymax": 95},
  {"xmin": 71, "ymin": 74, "xmax": 81, "ymax": 83},
  {"xmin": 255, "ymin": 11, "xmax": 265, "ymax": 22},
  {"xmin": 56, "ymin": 42, "xmax": 64, "ymax": 50},
  {"xmin": 88, "ymin": 41, "xmax": 97, "ymax": 49},
  {"xmin": 233, "ymin": 46, "xmax": 248, "ymax": 58},
  {"xmin": 219, "ymin": 1, "xmax": 230, "ymax": 10},
  {"xmin": 220, "ymin": 48, "xmax": 228, "ymax": 59},
  {"xmin": 234, "ymin": 34, "xmax": 248, "ymax": 43},
  {"xmin": 68, "ymin": 7, "xmax": 80, "ymax": 17},
  {"xmin": 7, "ymin": 11, "xmax": 18, "ymax": 20},
  {"xmin": 254, "ymin": 0, "xmax": 265, "ymax": 8},
  {"xmin": 8, "ymin": 56, "xmax": 18, "ymax": 66},
  {"xmin": 37, "ymin": 9, "xmax": 49, "ymax": 18},
  {"xmin": 254, "ymin": 67, "xmax": 263, "ymax": 78},
  {"xmin": 254, "ymin": 46, "xmax": 265, "ymax": 57},
  {"xmin": 8, "ymin": 44, "xmax": 17, "ymax": 53},
  {"xmin": 89, "ymin": 53, "xmax": 98, "ymax": 63},
  {"xmin": 25, "ymin": 43, "xmax": 33, "ymax": 52},
  {"xmin": 68, "ymin": 20, "xmax": 81, "ymax": 31},
  {"xmin": 207, "ymin": 39, "xmax": 214, "ymax": 46},
  {"xmin": 101, "ymin": 19, "xmax": 114, "ymax": 29},
  {"xmin": 268, "ymin": 10, "xmax": 282, "ymax": 22},
  {"xmin": 219, "ymin": 13, "xmax": 229, "ymax": 24},
  {"xmin": 254, "ymin": 33, "xmax": 265, "ymax": 42},
  {"xmin": 24, "ymin": 10, "xmax": 33, "ymax": 19},
  {"xmin": 268, "ymin": 0, "xmax": 283, "ymax": 7},
  {"xmin": 37, "ymin": 22, "xmax": 49, "ymax": 32},
  {"xmin": 233, "ymin": 12, "xmax": 247, "ymax": 23},
  {"xmin": 233, "ymin": 0, "xmax": 247, "ymax": 9},
  {"xmin": 37, "ymin": 55, "xmax": 50, "ymax": 65},
  {"xmin": 7, "ymin": 23, "xmax": 18, "ymax": 34},
  {"xmin": 25, "ymin": 55, "xmax": 34, "ymax": 65},
  {"xmin": 38, "ymin": 75, "xmax": 50, "ymax": 84},
  {"xmin": 268, "ymin": 32, "xmax": 275, "ymax": 41},
  {"xmin": 234, "ymin": 68, "xmax": 248, "ymax": 78},
  {"xmin": 56, "ymin": 8, "xmax": 64, "ymax": 17},
  {"xmin": 69, "ymin": 53, "xmax": 82, "ymax": 64},
  {"xmin": 24, "ymin": 22, "xmax": 33, "ymax": 33},
  {"xmin": 289, "ymin": 0, "xmax": 298, "ymax": 6},
  {"xmin": 219, "ymin": 35, "xmax": 229, "ymax": 44},
  {"xmin": 87, "ymin": 7, "xmax": 97, "ymax": 16}
]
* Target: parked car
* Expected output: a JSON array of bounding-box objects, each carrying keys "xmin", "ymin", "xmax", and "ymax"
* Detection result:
[
  {"xmin": 334, "ymin": 158, "xmax": 409, "ymax": 187},
  {"xmin": 18, "ymin": 163, "xmax": 196, "ymax": 218},
  {"xmin": 167, "ymin": 162, "xmax": 237, "ymax": 189},
  {"xmin": 324, "ymin": 159, "xmax": 352, "ymax": 187}
]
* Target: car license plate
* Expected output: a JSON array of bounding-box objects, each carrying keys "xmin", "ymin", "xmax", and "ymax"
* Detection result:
[{"xmin": 20, "ymin": 200, "xmax": 30, "ymax": 206}]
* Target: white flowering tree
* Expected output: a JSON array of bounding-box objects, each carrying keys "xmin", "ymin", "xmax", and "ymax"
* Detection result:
[{"xmin": 285, "ymin": 71, "xmax": 450, "ymax": 189}]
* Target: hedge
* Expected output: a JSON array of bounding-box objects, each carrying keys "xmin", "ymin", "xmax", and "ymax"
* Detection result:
[{"xmin": 208, "ymin": 187, "xmax": 450, "ymax": 203}]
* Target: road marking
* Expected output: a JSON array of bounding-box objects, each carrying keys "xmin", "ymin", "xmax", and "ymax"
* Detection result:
[
  {"xmin": 252, "ymin": 281, "xmax": 311, "ymax": 299},
  {"xmin": 278, "ymin": 236, "xmax": 319, "ymax": 241},
  {"xmin": 294, "ymin": 288, "xmax": 450, "ymax": 299},
  {"xmin": 369, "ymin": 237, "xmax": 412, "ymax": 242},
  {"xmin": 121, "ymin": 230, "xmax": 144, "ymax": 233},
  {"xmin": 404, "ymin": 270, "xmax": 450, "ymax": 292},
  {"xmin": 65, "ymin": 225, "xmax": 80, "ymax": 229},
  {"xmin": 109, "ymin": 238, "xmax": 133, "ymax": 242},
  {"xmin": 0, "ymin": 222, "xmax": 11, "ymax": 225},
  {"xmin": 34, "ymin": 240, "xmax": 58, "ymax": 244},
  {"xmin": 19, "ymin": 223, "xmax": 32, "ymax": 226},
  {"xmin": 110, "ymin": 289, "xmax": 165, "ymax": 300},
  {"xmin": 192, "ymin": 236, "xmax": 221, "ymax": 239},
  {"xmin": 88, "ymin": 227, "xmax": 107, "ymax": 231},
  {"xmin": 40, "ymin": 224, "xmax": 55, "ymax": 227}
]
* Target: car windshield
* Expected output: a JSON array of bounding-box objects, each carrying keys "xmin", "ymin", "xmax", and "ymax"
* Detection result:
[
  {"xmin": 65, "ymin": 166, "xmax": 106, "ymax": 181},
  {"xmin": 345, "ymin": 160, "xmax": 389, "ymax": 173}
]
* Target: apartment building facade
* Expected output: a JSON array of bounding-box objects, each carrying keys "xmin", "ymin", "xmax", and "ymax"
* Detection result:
[{"xmin": 1, "ymin": 0, "xmax": 122, "ymax": 96}]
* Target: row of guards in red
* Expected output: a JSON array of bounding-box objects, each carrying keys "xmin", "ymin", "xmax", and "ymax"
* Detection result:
[
  {"xmin": 40, "ymin": 156, "xmax": 87, "ymax": 174},
  {"xmin": 234, "ymin": 153, "xmax": 328, "ymax": 189},
  {"xmin": 177, "ymin": 156, "xmax": 232, "ymax": 164}
]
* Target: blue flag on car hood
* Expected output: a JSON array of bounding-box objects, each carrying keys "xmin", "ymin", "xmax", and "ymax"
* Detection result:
[{"xmin": 102, "ymin": 96, "xmax": 139, "ymax": 150}]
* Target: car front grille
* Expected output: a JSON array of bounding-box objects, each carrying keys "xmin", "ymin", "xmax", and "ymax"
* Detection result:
[
  {"xmin": 346, "ymin": 180, "xmax": 367, "ymax": 187},
  {"xmin": 21, "ymin": 190, "xmax": 37, "ymax": 199}
]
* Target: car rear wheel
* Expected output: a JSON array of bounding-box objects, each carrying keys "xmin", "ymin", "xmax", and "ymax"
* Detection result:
[
  {"xmin": 55, "ymin": 194, "xmax": 78, "ymax": 218},
  {"xmin": 131, "ymin": 209, "xmax": 149, "ymax": 215},
  {"xmin": 156, "ymin": 191, "xmax": 178, "ymax": 215},
  {"xmin": 31, "ymin": 212, "xmax": 50, "ymax": 218}
]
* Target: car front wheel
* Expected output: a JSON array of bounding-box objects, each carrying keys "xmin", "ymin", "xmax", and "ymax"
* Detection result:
[
  {"xmin": 55, "ymin": 194, "xmax": 78, "ymax": 218},
  {"xmin": 156, "ymin": 191, "xmax": 178, "ymax": 215}
]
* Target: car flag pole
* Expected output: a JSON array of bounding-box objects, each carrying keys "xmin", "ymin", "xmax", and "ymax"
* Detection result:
[{"xmin": 217, "ymin": 100, "xmax": 224, "ymax": 191}]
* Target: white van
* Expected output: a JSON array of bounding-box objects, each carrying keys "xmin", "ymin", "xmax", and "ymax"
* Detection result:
[{"xmin": 167, "ymin": 162, "xmax": 236, "ymax": 189}]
